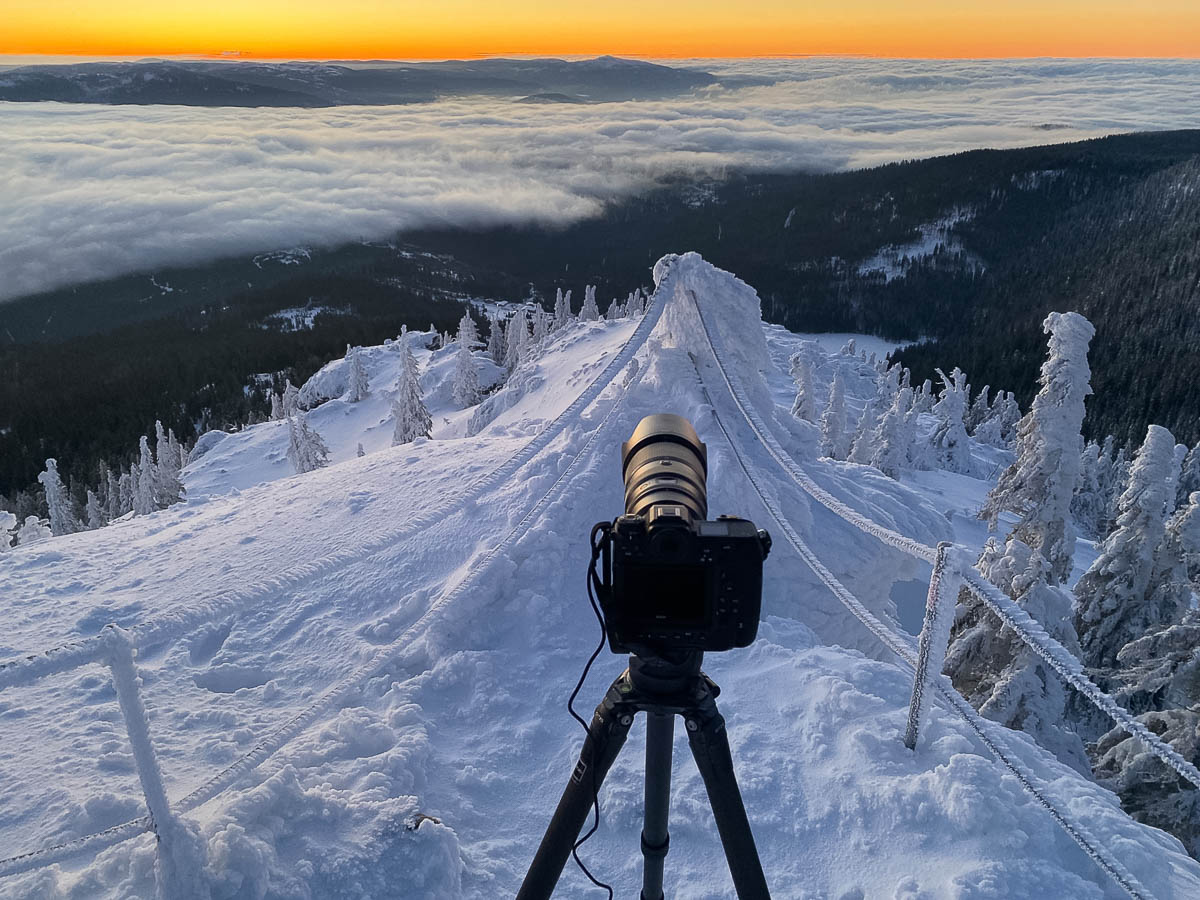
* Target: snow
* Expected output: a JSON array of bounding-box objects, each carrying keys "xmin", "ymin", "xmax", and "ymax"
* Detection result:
[
  {"xmin": 857, "ymin": 207, "xmax": 984, "ymax": 283},
  {"xmin": 1, "ymin": 253, "xmax": 1198, "ymax": 898}
]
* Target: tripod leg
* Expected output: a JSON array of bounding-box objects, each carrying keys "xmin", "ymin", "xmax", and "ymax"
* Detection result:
[
  {"xmin": 517, "ymin": 686, "xmax": 637, "ymax": 900},
  {"xmin": 640, "ymin": 711, "xmax": 674, "ymax": 900},
  {"xmin": 684, "ymin": 700, "xmax": 771, "ymax": 900}
]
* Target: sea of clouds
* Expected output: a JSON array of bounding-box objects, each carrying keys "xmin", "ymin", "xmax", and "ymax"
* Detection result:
[{"xmin": 2, "ymin": 57, "xmax": 1199, "ymax": 301}]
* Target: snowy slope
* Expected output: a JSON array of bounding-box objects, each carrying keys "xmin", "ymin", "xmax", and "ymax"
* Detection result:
[{"xmin": 1, "ymin": 254, "xmax": 1198, "ymax": 899}]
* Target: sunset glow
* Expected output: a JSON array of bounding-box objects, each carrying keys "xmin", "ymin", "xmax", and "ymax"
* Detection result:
[{"xmin": 5, "ymin": 0, "xmax": 1200, "ymax": 59}]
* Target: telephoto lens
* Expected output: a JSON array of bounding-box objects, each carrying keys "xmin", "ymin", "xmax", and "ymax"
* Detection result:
[{"xmin": 620, "ymin": 413, "xmax": 708, "ymax": 526}]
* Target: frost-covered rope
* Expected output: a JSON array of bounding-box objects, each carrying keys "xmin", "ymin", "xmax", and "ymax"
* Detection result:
[
  {"xmin": 0, "ymin": 817, "xmax": 153, "ymax": 880},
  {"xmin": 0, "ymin": 280, "xmax": 670, "ymax": 687},
  {"xmin": 687, "ymin": 288, "xmax": 1200, "ymax": 795},
  {"xmin": 173, "ymin": 343, "xmax": 654, "ymax": 818},
  {"xmin": 697, "ymin": 365, "xmax": 1152, "ymax": 900},
  {"xmin": 960, "ymin": 569, "xmax": 1200, "ymax": 791}
]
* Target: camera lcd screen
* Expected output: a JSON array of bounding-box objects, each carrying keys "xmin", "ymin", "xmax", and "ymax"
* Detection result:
[{"xmin": 623, "ymin": 563, "xmax": 709, "ymax": 627}]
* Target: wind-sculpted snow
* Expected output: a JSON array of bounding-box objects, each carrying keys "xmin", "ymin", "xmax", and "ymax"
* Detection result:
[{"xmin": 1, "ymin": 254, "xmax": 1199, "ymax": 898}]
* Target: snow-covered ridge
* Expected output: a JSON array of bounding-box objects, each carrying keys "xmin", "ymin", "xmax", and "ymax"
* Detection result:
[{"xmin": 1, "ymin": 254, "xmax": 1198, "ymax": 898}]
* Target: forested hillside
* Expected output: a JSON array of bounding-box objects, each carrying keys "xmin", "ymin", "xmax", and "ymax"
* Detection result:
[{"xmin": 3, "ymin": 129, "xmax": 1198, "ymax": 513}]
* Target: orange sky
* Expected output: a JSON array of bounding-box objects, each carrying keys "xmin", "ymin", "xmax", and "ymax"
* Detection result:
[{"xmin": 4, "ymin": 0, "xmax": 1200, "ymax": 59}]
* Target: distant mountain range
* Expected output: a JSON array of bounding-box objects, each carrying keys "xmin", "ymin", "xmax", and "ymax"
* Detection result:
[{"xmin": 0, "ymin": 57, "xmax": 762, "ymax": 106}]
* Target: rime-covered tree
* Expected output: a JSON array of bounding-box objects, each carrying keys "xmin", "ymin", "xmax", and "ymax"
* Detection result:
[
  {"xmin": 579, "ymin": 285, "xmax": 601, "ymax": 321},
  {"xmin": 346, "ymin": 345, "xmax": 370, "ymax": 403},
  {"xmin": 286, "ymin": 413, "xmax": 330, "ymax": 474},
  {"xmin": 105, "ymin": 467, "xmax": 122, "ymax": 520},
  {"xmin": 552, "ymin": 288, "xmax": 572, "ymax": 329},
  {"xmin": 820, "ymin": 371, "xmax": 850, "ymax": 460},
  {"xmin": 980, "ymin": 312, "xmax": 1095, "ymax": 585},
  {"xmin": 1177, "ymin": 442, "xmax": 1200, "ymax": 512},
  {"xmin": 0, "ymin": 509, "xmax": 16, "ymax": 551},
  {"xmin": 967, "ymin": 385, "xmax": 991, "ymax": 434},
  {"xmin": 134, "ymin": 436, "xmax": 157, "ymax": 516},
  {"xmin": 605, "ymin": 298, "xmax": 623, "ymax": 320},
  {"xmin": 1106, "ymin": 446, "xmax": 1131, "ymax": 536},
  {"xmin": 929, "ymin": 367, "xmax": 972, "ymax": 475},
  {"xmin": 270, "ymin": 392, "xmax": 284, "ymax": 421},
  {"xmin": 281, "ymin": 380, "xmax": 301, "ymax": 417},
  {"xmin": 868, "ymin": 387, "xmax": 914, "ymax": 479},
  {"xmin": 391, "ymin": 334, "xmax": 432, "ymax": 445},
  {"xmin": 531, "ymin": 308, "xmax": 549, "ymax": 345},
  {"xmin": 503, "ymin": 309, "xmax": 530, "ymax": 373},
  {"xmin": 1075, "ymin": 425, "xmax": 1183, "ymax": 669},
  {"xmin": 1071, "ymin": 442, "xmax": 1104, "ymax": 538},
  {"xmin": 452, "ymin": 339, "xmax": 482, "ymax": 408},
  {"xmin": 789, "ymin": 356, "xmax": 816, "ymax": 423},
  {"xmin": 37, "ymin": 458, "xmax": 77, "ymax": 536},
  {"xmin": 457, "ymin": 311, "xmax": 481, "ymax": 349},
  {"xmin": 839, "ymin": 338, "xmax": 857, "ymax": 356},
  {"xmin": 155, "ymin": 420, "xmax": 184, "ymax": 508},
  {"xmin": 84, "ymin": 490, "xmax": 105, "ymax": 530},
  {"xmin": 16, "ymin": 515, "xmax": 52, "ymax": 546},
  {"xmin": 945, "ymin": 536, "xmax": 1090, "ymax": 772},
  {"xmin": 118, "ymin": 469, "xmax": 134, "ymax": 517},
  {"xmin": 996, "ymin": 391, "xmax": 1022, "ymax": 446},
  {"xmin": 487, "ymin": 315, "xmax": 505, "ymax": 366}
]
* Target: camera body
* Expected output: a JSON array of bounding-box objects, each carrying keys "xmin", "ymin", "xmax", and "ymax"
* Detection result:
[{"xmin": 601, "ymin": 506, "xmax": 771, "ymax": 654}]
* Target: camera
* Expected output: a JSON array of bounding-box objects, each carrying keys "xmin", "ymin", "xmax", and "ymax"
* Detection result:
[{"xmin": 595, "ymin": 413, "xmax": 771, "ymax": 654}]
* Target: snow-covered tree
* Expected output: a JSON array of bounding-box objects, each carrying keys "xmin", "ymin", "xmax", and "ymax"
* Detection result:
[
  {"xmin": 16, "ymin": 515, "xmax": 52, "ymax": 545},
  {"xmin": 839, "ymin": 338, "xmax": 857, "ymax": 356},
  {"xmin": 37, "ymin": 458, "xmax": 77, "ymax": 536},
  {"xmin": 553, "ymin": 288, "xmax": 572, "ymax": 329},
  {"xmin": 967, "ymin": 385, "xmax": 991, "ymax": 434},
  {"xmin": 346, "ymin": 346, "xmax": 369, "ymax": 403},
  {"xmin": 106, "ymin": 467, "xmax": 123, "ymax": 520},
  {"xmin": 1106, "ymin": 446, "xmax": 1131, "ymax": 536},
  {"xmin": 356, "ymin": 442, "xmax": 366, "ymax": 459},
  {"xmin": 503, "ymin": 309, "xmax": 530, "ymax": 373},
  {"xmin": 85, "ymin": 490, "xmax": 105, "ymax": 530},
  {"xmin": 457, "ymin": 311, "xmax": 481, "ymax": 349},
  {"xmin": 789, "ymin": 356, "xmax": 817, "ymax": 423},
  {"xmin": 281, "ymin": 380, "xmax": 301, "ymax": 417},
  {"xmin": 118, "ymin": 469, "xmax": 134, "ymax": 517},
  {"xmin": 929, "ymin": 367, "xmax": 972, "ymax": 475},
  {"xmin": 286, "ymin": 413, "xmax": 330, "ymax": 474},
  {"xmin": 868, "ymin": 387, "xmax": 914, "ymax": 479},
  {"xmin": 996, "ymin": 391, "xmax": 1022, "ymax": 446},
  {"xmin": 391, "ymin": 333, "xmax": 432, "ymax": 445},
  {"xmin": 452, "ymin": 339, "xmax": 482, "ymax": 408},
  {"xmin": 847, "ymin": 398, "xmax": 883, "ymax": 465},
  {"xmin": 487, "ymin": 316, "xmax": 505, "ymax": 366},
  {"xmin": 911, "ymin": 378, "xmax": 935, "ymax": 414},
  {"xmin": 269, "ymin": 392, "xmax": 284, "ymax": 421},
  {"xmin": 1071, "ymin": 441, "xmax": 1104, "ymax": 537},
  {"xmin": 1177, "ymin": 441, "xmax": 1200, "ymax": 512},
  {"xmin": 1074, "ymin": 425, "xmax": 1184, "ymax": 669},
  {"xmin": 605, "ymin": 298, "xmax": 623, "ymax": 320},
  {"xmin": 134, "ymin": 436, "xmax": 157, "ymax": 516},
  {"xmin": 0, "ymin": 510, "xmax": 16, "ymax": 550},
  {"xmin": 980, "ymin": 312, "xmax": 1095, "ymax": 585},
  {"xmin": 531, "ymin": 308, "xmax": 549, "ymax": 345},
  {"xmin": 820, "ymin": 371, "xmax": 850, "ymax": 460},
  {"xmin": 945, "ymin": 536, "xmax": 1090, "ymax": 772},
  {"xmin": 154, "ymin": 420, "xmax": 184, "ymax": 508},
  {"xmin": 579, "ymin": 285, "xmax": 601, "ymax": 321}
]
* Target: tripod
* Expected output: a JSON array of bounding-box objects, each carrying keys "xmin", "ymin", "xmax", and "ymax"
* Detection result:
[{"xmin": 517, "ymin": 651, "xmax": 770, "ymax": 899}]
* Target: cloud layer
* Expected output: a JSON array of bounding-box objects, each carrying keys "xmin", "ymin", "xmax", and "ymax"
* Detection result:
[{"xmin": 3, "ymin": 57, "xmax": 1199, "ymax": 301}]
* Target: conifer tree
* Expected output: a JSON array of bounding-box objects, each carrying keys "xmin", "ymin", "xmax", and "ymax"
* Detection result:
[
  {"xmin": 286, "ymin": 413, "xmax": 331, "ymax": 474},
  {"xmin": 967, "ymin": 385, "xmax": 991, "ymax": 434},
  {"xmin": 270, "ymin": 392, "xmax": 284, "ymax": 421},
  {"xmin": 1075, "ymin": 425, "xmax": 1182, "ymax": 669},
  {"xmin": 929, "ymin": 367, "xmax": 972, "ymax": 475},
  {"xmin": 16, "ymin": 515, "xmax": 51, "ymax": 546},
  {"xmin": 981, "ymin": 312, "xmax": 1095, "ymax": 585},
  {"xmin": 452, "ymin": 338, "xmax": 482, "ymax": 408},
  {"xmin": 579, "ymin": 285, "xmax": 601, "ymax": 321},
  {"xmin": 134, "ymin": 436, "xmax": 157, "ymax": 516},
  {"xmin": 154, "ymin": 420, "xmax": 184, "ymax": 508},
  {"xmin": 0, "ymin": 510, "xmax": 16, "ymax": 551},
  {"xmin": 85, "ymin": 490, "xmax": 105, "ymax": 530},
  {"xmin": 1177, "ymin": 442, "xmax": 1200, "ymax": 511},
  {"xmin": 457, "ymin": 311, "xmax": 481, "ymax": 349},
  {"xmin": 820, "ymin": 371, "xmax": 850, "ymax": 460},
  {"xmin": 531, "ymin": 308, "xmax": 549, "ymax": 345},
  {"xmin": 553, "ymin": 288, "xmax": 571, "ymax": 329},
  {"xmin": 503, "ymin": 309, "xmax": 530, "ymax": 373},
  {"xmin": 868, "ymin": 387, "xmax": 915, "ymax": 479},
  {"xmin": 282, "ymin": 380, "xmax": 301, "ymax": 417},
  {"xmin": 487, "ymin": 316, "xmax": 505, "ymax": 366},
  {"xmin": 392, "ymin": 332, "xmax": 432, "ymax": 445},
  {"xmin": 346, "ymin": 346, "xmax": 370, "ymax": 403},
  {"xmin": 118, "ymin": 469, "xmax": 134, "ymax": 516},
  {"xmin": 1071, "ymin": 442, "xmax": 1104, "ymax": 537},
  {"xmin": 37, "ymin": 458, "xmax": 77, "ymax": 536},
  {"xmin": 605, "ymin": 298, "xmax": 623, "ymax": 320},
  {"xmin": 789, "ymin": 356, "xmax": 816, "ymax": 423},
  {"xmin": 106, "ymin": 467, "xmax": 123, "ymax": 520}
]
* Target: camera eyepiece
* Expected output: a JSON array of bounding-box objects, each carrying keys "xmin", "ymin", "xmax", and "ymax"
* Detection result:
[{"xmin": 621, "ymin": 413, "xmax": 708, "ymax": 525}]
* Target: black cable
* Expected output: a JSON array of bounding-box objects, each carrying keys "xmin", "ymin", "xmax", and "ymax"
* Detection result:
[{"xmin": 567, "ymin": 522, "xmax": 614, "ymax": 898}]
